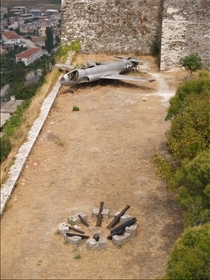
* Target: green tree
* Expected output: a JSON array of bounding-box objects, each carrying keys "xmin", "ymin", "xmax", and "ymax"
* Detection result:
[
  {"xmin": 165, "ymin": 223, "xmax": 210, "ymax": 279},
  {"xmin": 165, "ymin": 79, "xmax": 210, "ymax": 160},
  {"xmin": 179, "ymin": 52, "xmax": 203, "ymax": 78},
  {"xmin": 173, "ymin": 150, "xmax": 210, "ymax": 226},
  {"xmin": 45, "ymin": 26, "xmax": 54, "ymax": 53}
]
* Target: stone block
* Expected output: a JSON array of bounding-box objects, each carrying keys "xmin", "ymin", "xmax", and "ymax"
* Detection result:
[
  {"xmin": 114, "ymin": 212, "xmax": 132, "ymax": 224},
  {"xmin": 112, "ymin": 232, "xmax": 132, "ymax": 246},
  {"xmin": 64, "ymin": 234, "xmax": 82, "ymax": 246},
  {"xmin": 125, "ymin": 223, "xmax": 137, "ymax": 237},
  {"xmin": 92, "ymin": 208, "xmax": 110, "ymax": 218},
  {"xmin": 86, "ymin": 238, "xmax": 107, "ymax": 250},
  {"xmin": 58, "ymin": 222, "xmax": 69, "ymax": 235},
  {"xmin": 68, "ymin": 213, "xmax": 88, "ymax": 225}
]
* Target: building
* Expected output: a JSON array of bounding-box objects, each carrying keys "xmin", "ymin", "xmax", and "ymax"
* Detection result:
[
  {"xmin": 30, "ymin": 9, "xmax": 42, "ymax": 17},
  {"xmin": 31, "ymin": 36, "xmax": 46, "ymax": 47},
  {"xmin": 0, "ymin": 6, "xmax": 8, "ymax": 18},
  {"xmin": 10, "ymin": 6, "xmax": 27, "ymax": 15},
  {"xmin": 46, "ymin": 9, "xmax": 58, "ymax": 16},
  {"xmin": 20, "ymin": 13, "xmax": 34, "ymax": 20},
  {"xmin": 15, "ymin": 47, "xmax": 42, "ymax": 66},
  {"xmin": 2, "ymin": 31, "xmax": 21, "ymax": 45},
  {"xmin": 0, "ymin": 96, "xmax": 23, "ymax": 133},
  {"xmin": 19, "ymin": 23, "xmax": 37, "ymax": 34},
  {"xmin": 0, "ymin": 18, "xmax": 8, "ymax": 31},
  {"xmin": 38, "ymin": 26, "xmax": 47, "ymax": 37}
]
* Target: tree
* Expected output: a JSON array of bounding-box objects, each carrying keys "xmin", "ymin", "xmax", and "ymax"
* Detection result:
[
  {"xmin": 179, "ymin": 52, "xmax": 203, "ymax": 78},
  {"xmin": 165, "ymin": 74, "xmax": 210, "ymax": 160},
  {"xmin": 165, "ymin": 223, "xmax": 210, "ymax": 279},
  {"xmin": 174, "ymin": 150, "xmax": 210, "ymax": 226},
  {"xmin": 45, "ymin": 26, "xmax": 54, "ymax": 53}
]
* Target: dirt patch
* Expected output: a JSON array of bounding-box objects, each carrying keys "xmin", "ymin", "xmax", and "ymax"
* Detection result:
[{"xmin": 1, "ymin": 55, "xmax": 185, "ymax": 279}]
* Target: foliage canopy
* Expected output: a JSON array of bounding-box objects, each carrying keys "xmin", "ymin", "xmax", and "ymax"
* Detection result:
[
  {"xmin": 165, "ymin": 223, "xmax": 210, "ymax": 280},
  {"xmin": 154, "ymin": 70, "xmax": 210, "ymax": 278},
  {"xmin": 179, "ymin": 53, "xmax": 203, "ymax": 78}
]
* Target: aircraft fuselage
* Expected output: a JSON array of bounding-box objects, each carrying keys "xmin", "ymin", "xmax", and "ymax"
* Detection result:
[{"xmin": 59, "ymin": 60, "xmax": 135, "ymax": 86}]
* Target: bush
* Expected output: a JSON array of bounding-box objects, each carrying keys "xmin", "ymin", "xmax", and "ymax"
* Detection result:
[
  {"xmin": 72, "ymin": 105, "xmax": 80, "ymax": 112},
  {"xmin": 179, "ymin": 53, "xmax": 203, "ymax": 78},
  {"xmin": 166, "ymin": 75, "xmax": 210, "ymax": 120},
  {"xmin": 165, "ymin": 223, "xmax": 210, "ymax": 279},
  {"xmin": 3, "ymin": 100, "xmax": 30, "ymax": 137},
  {"xmin": 0, "ymin": 135, "xmax": 12, "ymax": 163},
  {"xmin": 173, "ymin": 150, "xmax": 210, "ymax": 226},
  {"xmin": 59, "ymin": 39, "xmax": 81, "ymax": 61}
]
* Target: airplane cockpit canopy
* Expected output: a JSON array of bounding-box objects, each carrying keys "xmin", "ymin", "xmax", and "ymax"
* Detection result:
[{"xmin": 68, "ymin": 70, "xmax": 79, "ymax": 81}]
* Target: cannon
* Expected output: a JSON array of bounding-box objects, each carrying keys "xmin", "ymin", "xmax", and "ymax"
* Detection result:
[
  {"xmin": 96, "ymin": 201, "xmax": 104, "ymax": 226},
  {"xmin": 107, "ymin": 217, "xmax": 137, "ymax": 240},
  {"xmin": 106, "ymin": 205, "xmax": 130, "ymax": 229}
]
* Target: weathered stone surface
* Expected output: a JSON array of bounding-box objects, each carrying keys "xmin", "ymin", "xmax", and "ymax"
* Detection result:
[
  {"xmin": 112, "ymin": 232, "xmax": 132, "ymax": 246},
  {"xmin": 114, "ymin": 212, "xmax": 132, "ymax": 224},
  {"xmin": 125, "ymin": 224, "xmax": 137, "ymax": 237},
  {"xmin": 61, "ymin": 0, "xmax": 210, "ymax": 70},
  {"xmin": 111, "ymin": 223, "xmax": 137, "ymax": 246},
  {"xmin": 68, "ymin": 213, "xmax": 88, "ymax": 225},
  {"xmin": 92, "ymin": 208, "xmax": 110, "ymax": 218},
  {"xmin": 58, "ymin": 222, "xmax": 70, "ymax": 235},
  {"xmin": 61, "ymin": 0, "xmax": 161, "ymax": 55},
  {"xmin": 161, "ymin": 0, "xmax": 210, "ymax": 70},
  {"xmin": 64, "ymin": 234, "xmax": 82, "ymax": 246},
  {"xmin": 86, "ymin": 238, "xmax": 107, "ymax": 250}
]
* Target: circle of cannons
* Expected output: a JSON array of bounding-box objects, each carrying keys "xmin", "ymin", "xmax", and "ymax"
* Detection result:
[{"xmin": 58, "ymin": 203, "xmax": 137, "ymax": 250}]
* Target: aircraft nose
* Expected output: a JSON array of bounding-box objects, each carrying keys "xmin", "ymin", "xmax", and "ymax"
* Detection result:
[{"xmin": 60, "ymin": 76, "xmax": 65, "ymax": 82}]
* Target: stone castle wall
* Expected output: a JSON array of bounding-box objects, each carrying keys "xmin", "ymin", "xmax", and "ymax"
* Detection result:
[
  {"xmin": 61, "ymin": 0, "xmax": 210, "ymax": 70},
  {"xmin": 61, "ymin": 0, "xmax": 163, "ymax": 54},
  {"xmin": 161, "ymin": 0, "xmax": 210, "ymax": 70}
]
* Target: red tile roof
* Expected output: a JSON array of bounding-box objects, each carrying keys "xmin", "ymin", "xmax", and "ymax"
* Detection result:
[
  {"xmin": 16, "ymin": 48, "xmax": 42, "ymax": 59},
  {"xmin": 3, "ymin": 31, "xmax": 20, "ymax": 40}
]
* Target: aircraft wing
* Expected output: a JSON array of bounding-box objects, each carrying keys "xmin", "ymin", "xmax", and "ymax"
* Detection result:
[
  {"xmin": 100, "ymin": 74, "xmax": 155, "ymax": 83},
  {"xmin": 54, "ymin": 63, "xmax": 74, "ymax": 71}
]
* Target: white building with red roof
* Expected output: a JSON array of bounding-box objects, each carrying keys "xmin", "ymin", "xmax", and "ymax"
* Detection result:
[
  {"xmin": 2, "ymin": 31, "xmax": 21, "ymax": 45},
  {"xmin": 15, "ymin": 47, "xmax": 42, "ymax": 66}
]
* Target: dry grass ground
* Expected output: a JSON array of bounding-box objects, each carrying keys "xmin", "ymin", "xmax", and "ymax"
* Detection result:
[{"xmin": 1, "ymin": 54, "xmax": 185, "ymax": 279}]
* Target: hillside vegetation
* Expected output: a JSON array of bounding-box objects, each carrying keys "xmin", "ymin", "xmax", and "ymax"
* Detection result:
[{"xmin": 154, "ymin": 70, "xmax": 210, "ymax": 279}]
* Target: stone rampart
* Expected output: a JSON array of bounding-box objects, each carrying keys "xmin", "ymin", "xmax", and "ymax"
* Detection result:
[
  {"xmin": 61, "ymin": 0, "xmax": 210, "ymax": 70},
  {"xmin": 161, "ymin": 0, "xmax": 210, "ymax": 70},
  {"xmin": 61, "ymin": 0, "xmax": 162, "ymax": 55}
]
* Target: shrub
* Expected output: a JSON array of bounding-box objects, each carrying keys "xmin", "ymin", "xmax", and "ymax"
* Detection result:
[
  {"xmin": 0, "ymin": 135, "xmax": 12, "ymax": 163},
  {"xmin": 165, "ymin": 223, "xmax": 210, "ymax": 279},
  {"xmin": 179, "ymin": 52, "xmax": 203, "ymax": 78},
  {"xmin": 72, "ymin": 105, "xmax": 80, "ymax": 112}
]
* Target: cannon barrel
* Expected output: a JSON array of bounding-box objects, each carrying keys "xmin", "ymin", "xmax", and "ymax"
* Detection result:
[
  {"xmin": 78, "ymin": 214, "xmax": 90, "ymax": 227},
  {"xmin": 106, "ymin": 205, "xmax": 130, "ymax": 229},
  {"xmin": 68, "ymin": 225, "xmax": 85, "ymax": 234},
  {"xmin": 96, "ymin": 201, "xmax": 104, "ymax": 226},
  {"xmin": 107, "ymin": 228, "xmax": 125, "ymax": 240},
  {"xmin": 110, "ymin": 217, "xmax": 137, "ymax": 235}
]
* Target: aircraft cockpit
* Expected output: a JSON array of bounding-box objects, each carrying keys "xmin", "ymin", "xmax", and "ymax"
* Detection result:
[{"xmin": 68, "ymin": 70, "xmax": 79, "ymax": 81}]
